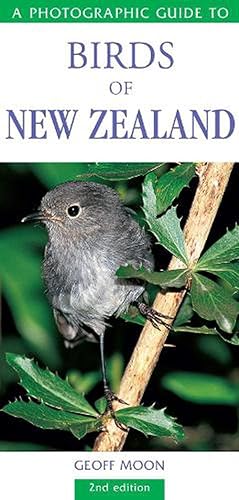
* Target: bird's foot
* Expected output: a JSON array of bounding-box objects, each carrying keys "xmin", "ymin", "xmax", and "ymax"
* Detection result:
[
  {"xmin": 104, "ymin": 388, "xmax": 128, "ymax": 432},
  {"xmin": 104, "ymin": 388, "xmax": 127, "ymax": 407},
  {"xmin": 138, "ymin": 303, "xmax": 172, "ymax": 331}
]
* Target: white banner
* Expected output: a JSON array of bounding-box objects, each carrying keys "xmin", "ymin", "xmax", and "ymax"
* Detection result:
[
  {"xmin": 0, "ymin": 451, "xmax": 237, "ymax": 499},
  {"xmin": 0, "ymin": 23, "xmax": 238, "ymax": 161}
]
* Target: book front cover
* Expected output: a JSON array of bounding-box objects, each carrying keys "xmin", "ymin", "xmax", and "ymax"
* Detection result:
[{"xmin": 0, "ymin": 2, "xmax": 238, "ymax": 499}]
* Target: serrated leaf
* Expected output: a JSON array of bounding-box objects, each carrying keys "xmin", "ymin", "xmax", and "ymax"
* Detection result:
[
  {"xmin": 6, "ymin": 353, "xmax": 98, "ymax": 417},
  {"xmin": 191, "ymin": 274, "xmax": 239, "ymax": 333},
  {"xmin": 142, "ymin": 172, "xmax": 158, "ymax": 218},
  {"xmin": 32, "ymin": 163, "xmax": 165, "ymax": 186},
  {"xmin": 2, "ymin": 400, "xmax": 97, "ymax": 430},
  {"xmin": 156, "ymin": 163, "xmax": 196, "ymax": 215},
  {"xmin": 117, "ymin": 265, "xmax": 188, "ymax": 288},
  {"xmin": 143, "ymin": 181, "xmax": 188, "ymax": 264},
  {"xmin": 162, "ymin": 372, "xmax": 239, "ymax": 406},
  {"xmin": 116, "ymin": 406, "xmax": 184, "ymax": 441},
  {"xmin": 197, "ymin": 225, "xmax": 239, "ymax": 269},
  {"xmin": 197, "ymin": 262, "xmax": 239, "ymax": 289}
]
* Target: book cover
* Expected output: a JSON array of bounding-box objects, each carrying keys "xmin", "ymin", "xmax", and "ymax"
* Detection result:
[{"xmin": 0, "ymin": 2, "xmax": 238, "ymax": 499}]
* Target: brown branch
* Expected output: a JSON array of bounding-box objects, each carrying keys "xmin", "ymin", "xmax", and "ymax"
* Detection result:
[{"xmin": 93, "ymin": 162, "xmax": 235, "ymax": 451}]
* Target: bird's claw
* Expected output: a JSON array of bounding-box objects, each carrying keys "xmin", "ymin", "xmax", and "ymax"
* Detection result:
[
  {"xmin": 138, "ymin": 303, "xmax": 172, "ymax": 331},
  {"xmin": 112, "ymin": 414, "xmax": 128, "ymax": 432},
  {"xmin": 103, "ymin": 388, "xmax": 128, "ymax": 432},
  {"xmin": 104, "ymin": 388, "xmax": 128, "ymax": 407}
]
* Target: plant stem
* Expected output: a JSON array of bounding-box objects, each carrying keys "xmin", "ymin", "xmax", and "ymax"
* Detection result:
[{"xmin": 93, "ymin": 162, "xmax": 235, "ymax": 451}]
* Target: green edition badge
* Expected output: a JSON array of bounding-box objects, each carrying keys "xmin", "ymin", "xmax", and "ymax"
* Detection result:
[{"xmin": 75, "ymin": 480, "xmax": 164, "ymax": 500}]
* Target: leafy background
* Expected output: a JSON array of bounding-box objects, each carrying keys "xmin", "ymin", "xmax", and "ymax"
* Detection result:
[{"xmin": 0, "ymin": 163, "xmax": 239, "ymax": 451}]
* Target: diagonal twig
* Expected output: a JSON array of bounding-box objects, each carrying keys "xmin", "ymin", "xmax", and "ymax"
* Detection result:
[{"xmin": 93, "ymin": 162, "xmax": 235, "ymax": 451}]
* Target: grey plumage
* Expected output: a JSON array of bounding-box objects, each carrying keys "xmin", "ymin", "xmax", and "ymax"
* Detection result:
[
  {"xmin": 32, "ymin": 181, "xmax": 153, "ymax": 345},
  {"xmin": 22, "ymin": 181, "xmax": 173, "ymax": 414}
]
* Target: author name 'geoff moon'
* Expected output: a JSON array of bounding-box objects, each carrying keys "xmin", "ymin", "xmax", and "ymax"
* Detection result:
[
  {"xmin": 4, "ymin": 108, "xmax": 235, "ymax": 140},
  {"xmin": 74, "ymin": 459, "xmax": 165, "ymax": 471}
]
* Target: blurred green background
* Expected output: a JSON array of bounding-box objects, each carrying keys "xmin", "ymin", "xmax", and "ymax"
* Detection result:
[{"xmin": 0, "ymin": 163, "xmax": 239, "ymax": 451}]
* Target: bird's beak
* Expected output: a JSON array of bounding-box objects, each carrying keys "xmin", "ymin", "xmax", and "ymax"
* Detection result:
[{"xmin": 21, "ymin": 211, "xmax": 46, "ymax": 223}]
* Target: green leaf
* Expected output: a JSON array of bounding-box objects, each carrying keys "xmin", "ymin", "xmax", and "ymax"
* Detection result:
[
  {"xmin": 117, "ymin": 265, "xmax": 188, "ymax": 288},
  {"xmin": 162, "ymin": 372, "xmax": 239, "ymax": 406},
  {"xmin": 70, "ymin": 420, "xmax": 101, "ymax": 440},
  {"xmin": 143, "ymin": 195, "xmax": 188, "ymax": 265},
  {"xmin": 174, "ymin": 322, "xmax": 239, "ymax": 345},
  {"xmin": 218, "ymin": 331, "xmax": 239, "ymax": 346},
  {"xmin": 142, "ymin": 172, "xmax": 158, "ymax": 218},
  {"xmin": 66, "ymin": 370, "xmax": 101, "ymax": 395},
  {"xmin": 0, "ymin": 226, "xmax": 60, "ymax": 368},
  {"xmin": 173, "ymin": 296, "xmax": 193, "ymax": 327},
  {"xmin": 197, "ymin": 262, "xmax": 239, "ymax": 289},
  {"xmin": 175, "ymin": 325, "xmax": 239, "ymax": 346},
  {"xmin": 2, "ymin": 400, "xmax": 98, "ymax": 430},
  {"xmin": 116, "ymin": 406, "xmax": 184, "ymax": 441},
  {"xmin": 6, "ymin": 353, "xmax": 98, "ymax": 417},
  {"xmin": 94, "ymin": 397, "xmax": 107, "ymax": 415},
  {"xmin": 152, "ymin": 206, "xmax": 188, "ymax": 265},
  {"xmin": 142, "ymin": 175, "xmax": 188, "ymax": 264},
  {"xmin": 32, "ymin": 163, "xmax": 165, "ymax": 187},
  {"xmin": 173, "ymin": 325, "xmax": 219, "ymax": 335},
  {"xmin": 91, "ymin": 163, "xmax": 165, "ymax": 181},
  {"xmin": 197, "ymin": 337, "xmax": 232, "ymax": 365},
  {"xmin": 197, "ymin": 225, "xmax": 239, "ymax": 269},
  {"xmin": 156, "ymin": 163, "xmax": 196, "ymax": 215},
  {"xmin": 191, "ymin": 273, "xmax": 239, "ymax": 333}
]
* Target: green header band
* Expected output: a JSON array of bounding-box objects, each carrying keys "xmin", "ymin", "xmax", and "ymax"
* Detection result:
[{"xmin": 0, "ymin": 0, "xmax": 238, "ymax": 22}]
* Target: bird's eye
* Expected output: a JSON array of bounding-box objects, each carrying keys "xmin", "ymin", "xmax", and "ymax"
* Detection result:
[{"xmin": 67, "ymin": 204, "xmax": 81, "ymax": 218}]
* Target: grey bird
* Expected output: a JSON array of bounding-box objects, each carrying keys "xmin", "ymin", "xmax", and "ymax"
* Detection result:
[{"xmin": 22, "ymin": 181, "xmax": 170, "ymax": 414}]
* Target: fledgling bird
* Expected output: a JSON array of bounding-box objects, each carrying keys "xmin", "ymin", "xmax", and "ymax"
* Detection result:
[{"xmin": 22, "ymin": 181, "xmax": 170, "ymax": 414}]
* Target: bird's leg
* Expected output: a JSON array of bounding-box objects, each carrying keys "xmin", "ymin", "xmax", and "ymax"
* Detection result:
[
  {"xmin": 137, "ymin": 302, "xmax": 172, "ymax": 330},
  {"xmin": 99, "ymin": 331, "xmax": 128, "ymax": 430}
]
